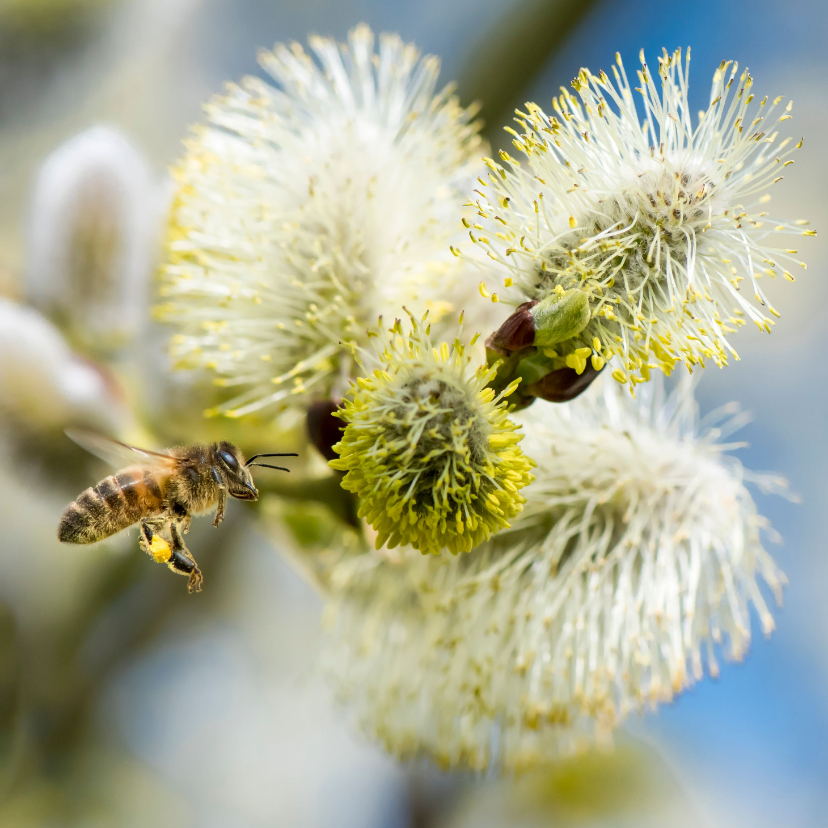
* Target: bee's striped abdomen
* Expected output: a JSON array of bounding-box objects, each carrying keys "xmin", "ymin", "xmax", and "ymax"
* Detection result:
[{"xmin": 58, "ymin": 469, "xmax": 166, "ymax": 544}]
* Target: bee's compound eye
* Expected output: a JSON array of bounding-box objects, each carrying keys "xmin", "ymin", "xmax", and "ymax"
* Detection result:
[{"xmin": 219, "ymin": 450, "xmax": 238, "ymax": 469}]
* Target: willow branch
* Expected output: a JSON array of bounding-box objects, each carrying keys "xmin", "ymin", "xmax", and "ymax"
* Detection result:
[{"xmin": 456, "ymin": 0, "xmax": 600, "ymax": 148}]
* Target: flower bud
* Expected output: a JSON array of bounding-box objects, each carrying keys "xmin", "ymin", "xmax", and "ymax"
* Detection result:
[
  {"xmin": 489, "ymin": 300, "xmax": 537, "ymax": 353},
  {"xmin": 307, "ymin": 400, "xmax": 344, "ymax": 461},
  {"xmin": 0, "ymin": 299, "xmax": 126, "ymax": 435},
  {"xmin": 26, "ymin": 126, "xmax": 161, "ymax": 355},
  {"xmin": 526, "ymin": 362, "xmax": 602, "ymax": 403}
]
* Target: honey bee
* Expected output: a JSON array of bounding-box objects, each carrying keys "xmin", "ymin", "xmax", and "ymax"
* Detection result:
[{"xmin": 58, "ymin": 431, "xmax": 296, "ymax": 593}]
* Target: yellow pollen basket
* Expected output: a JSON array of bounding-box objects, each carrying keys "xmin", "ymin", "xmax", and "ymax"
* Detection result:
[{"xmin": 149, "ymin": 535, "xmax": 172, "ymax": 563}]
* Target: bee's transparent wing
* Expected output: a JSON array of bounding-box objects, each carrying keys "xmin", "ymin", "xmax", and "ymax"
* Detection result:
[{"xmin": 65, "ymin": 429, "xmax": 180, "ymax": 471}]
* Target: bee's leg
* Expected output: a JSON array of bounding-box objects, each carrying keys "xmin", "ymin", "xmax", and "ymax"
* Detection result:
[
  {"xmin": 212, "ymin": 486, "xmax": 227, "ymax": 528},
  {"xmin": 167, "ymin": 521, "xmax": 202, "ymax": 594},
  {"xmin": 170, "ymin": 501, "xmax": 192, "ymax": 535},
  {"xmin": 138, "ymin": 520, "xmax": 153, "ymax": 553}
]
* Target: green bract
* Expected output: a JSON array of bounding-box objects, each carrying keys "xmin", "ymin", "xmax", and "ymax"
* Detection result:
[{"xmin": 531, "ymin": 290, "xmax": 590, "ymax": 347}]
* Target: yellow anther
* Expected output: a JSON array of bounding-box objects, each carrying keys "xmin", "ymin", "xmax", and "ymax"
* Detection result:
[{"xmin": 565, "ymin": 352, "xmax": 587, "ymax": 374}]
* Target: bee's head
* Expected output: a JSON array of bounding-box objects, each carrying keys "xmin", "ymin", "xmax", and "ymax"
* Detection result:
[
  {"xmin": 215, "ymin": 441, "xmax": 259, "ymax": 500},
  {"xmin": 214, "ymin": 443, "xmax": 297, "ymax": 500}
]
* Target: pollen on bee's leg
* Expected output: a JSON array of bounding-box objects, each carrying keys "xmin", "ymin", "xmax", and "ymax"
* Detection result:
[{"xmin": 148, "ymin": 534, "xmax": 172, "ymax": 563}]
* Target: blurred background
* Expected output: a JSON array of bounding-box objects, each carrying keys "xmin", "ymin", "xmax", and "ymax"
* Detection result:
[{"xmin": 0, "ymin": 1, "xmax": 826, "ymax": 826}]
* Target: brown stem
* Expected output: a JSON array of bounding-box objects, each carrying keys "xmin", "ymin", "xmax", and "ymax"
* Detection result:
[
  {"xmin": 255, "ymin": 472, "xmax": 360, "ymax": 530},
  {"xmin": 456, "ymin": 0, "xmax": 601, "ymax": 148}
]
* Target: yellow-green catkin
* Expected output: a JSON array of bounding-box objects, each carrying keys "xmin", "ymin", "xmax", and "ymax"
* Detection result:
[{"xmin": 330, "ymin": 312, "xmax": 534, "ymax": 555}]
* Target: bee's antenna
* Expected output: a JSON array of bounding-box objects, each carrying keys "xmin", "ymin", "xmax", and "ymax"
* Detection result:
[
  {"xmin": 246, "ymin": 453, "xmax": 298, "ymax": 466},
  {"xmin": 248, "ymin": 463, "xmax": 291, "ymax": 472}
]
